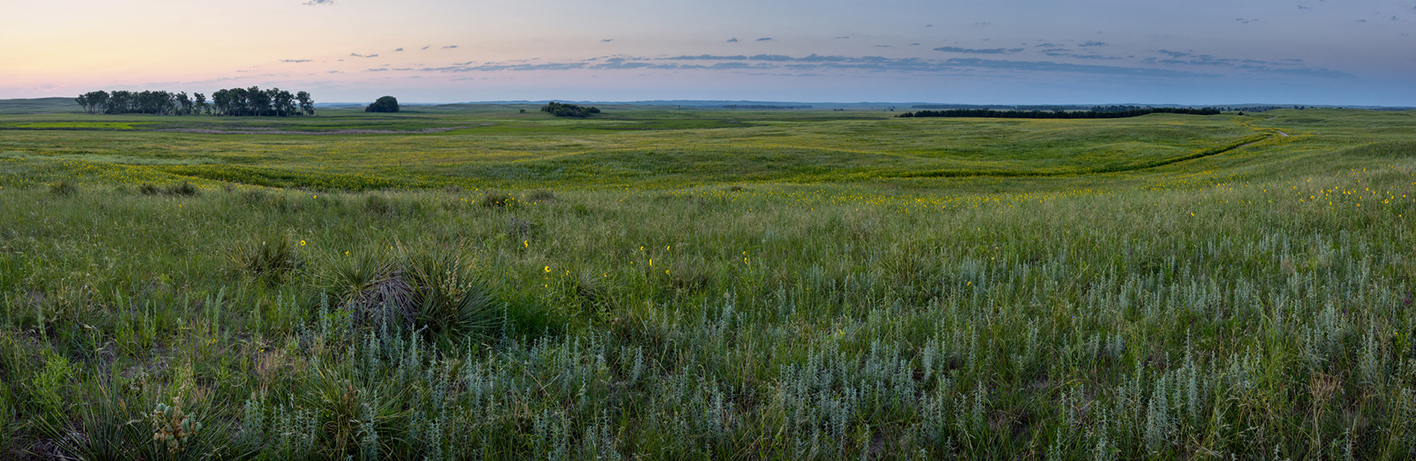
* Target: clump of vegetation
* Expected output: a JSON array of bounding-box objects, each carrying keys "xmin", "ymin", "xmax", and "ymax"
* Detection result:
[
  {"xmin": 365, "ymin": 96, "xmax": 399, "ymax": 113},
  {"xmin": 48, "ymin": 181, "xmax": 77, "ymax": 195},
  {"xmin": 541, "ymin": 101, "xmax": 600, "ymax": 117},
  {"xmin": 480, "ymin": 190, "xmax": 514, "ymax": 209},
  {"xmin": 228, "ymin": 234, "xmax": 302, "ymax": 283},
  {"xmin": 527, "ymin": 189, "xmax": 555, "ymax": 202},
  {"xmin": 165, "ymin": 182, "xmax": 198, "ymax": 196}
]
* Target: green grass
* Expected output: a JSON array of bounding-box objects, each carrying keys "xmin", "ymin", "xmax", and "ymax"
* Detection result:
[{"xmin": 0, "ymin": 106, "xmax": 1413, "ymax": 459}]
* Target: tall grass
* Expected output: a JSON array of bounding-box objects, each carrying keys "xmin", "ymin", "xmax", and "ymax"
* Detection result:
[{"xmin": 0, "ymin": 108, "xmax": 1412, "ymax": 458}]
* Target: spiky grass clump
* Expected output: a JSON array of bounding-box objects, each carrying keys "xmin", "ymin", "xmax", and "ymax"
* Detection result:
[
  {"xmin": 228, "ymin": 234, "xmax": 303, "ymax": 284},
  {"xmin": 138, "ymin": 183, "xmax": 160, "ymax": 195},
  {"xmin": 405, "ymin": 251, "xmax": 498, "ymax": 343},
  {"xmin": 321, "ymin": 251, "xmax": 415, "ymax": 328},
  {"xmin": 48, "ymin": 181, "xmax": 77, "ymax": 196}
]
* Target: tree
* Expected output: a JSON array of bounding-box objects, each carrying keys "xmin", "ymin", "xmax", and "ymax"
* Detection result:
[
  {"xmin": 194, "ymin": 93, "xmax": 208, "ymax": 115},
  {"xmin": 296, "ymin": 91, "xmax": 314, "ymax": 116},
  {"xmin": 366, "ymin": 96, "xmax": 399, "ymax": 113}
]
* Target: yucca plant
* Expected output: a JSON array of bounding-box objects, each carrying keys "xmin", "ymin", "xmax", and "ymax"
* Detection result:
[
  {"xmin": 228, "ymin": 234, "xmax": 303, "ymax": 284},
  {"xmin": 320, "ymin": 251, "xmax": 415, "ymax": 329},
  {"xmin": 405, "ymin": 250, "xmax": 498, "ymax": 344}
]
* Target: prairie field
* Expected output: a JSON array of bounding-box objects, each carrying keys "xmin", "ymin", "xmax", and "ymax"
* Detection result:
[{"xmin": 1, "ymin": 105, "xmax": 1414, "ymax": 459}]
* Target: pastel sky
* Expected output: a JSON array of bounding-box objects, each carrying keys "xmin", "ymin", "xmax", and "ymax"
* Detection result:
[{"xmin": 3, "ymin": 0, "xmax": 1414, "ymax": 105}]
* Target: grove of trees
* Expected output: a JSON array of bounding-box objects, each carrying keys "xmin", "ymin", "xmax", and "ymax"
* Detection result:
[
  {"xmin": 366, "ymin": 96, "xmax": 400, "ymax": 113},
  {"xmin": 76, "ymin": 87, "xmax": 314, "ymax": 116},
  {"xmin": 541, "ymin": 102, "xmax": 600, "ymax": 117}
]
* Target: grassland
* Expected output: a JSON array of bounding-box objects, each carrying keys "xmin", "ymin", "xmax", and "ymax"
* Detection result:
[{"xmin": 1, "ymin": 105, "xmax": 1414, "ymax": 459}]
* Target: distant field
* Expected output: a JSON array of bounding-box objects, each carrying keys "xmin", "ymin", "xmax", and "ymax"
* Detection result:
[{"xmin": 1, "ymin": 106, "xmax": 1414, "ymax": 459}]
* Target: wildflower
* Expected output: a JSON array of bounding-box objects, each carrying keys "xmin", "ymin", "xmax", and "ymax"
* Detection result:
[
  {"xmin": 300, "ymin": 240, "xmax": 306, "ymax": 246},
  {"xmin": 544, "ymin": 266, "xmax": 550, "ymax": 273}
]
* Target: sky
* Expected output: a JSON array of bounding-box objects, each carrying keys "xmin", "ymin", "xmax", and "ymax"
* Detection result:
[{"xmin": 2, "ymin": 0, "xmax": 1414, "ymax": 105}]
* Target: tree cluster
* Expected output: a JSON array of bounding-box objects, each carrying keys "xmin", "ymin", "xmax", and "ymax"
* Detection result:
[
  {"xmin": 541, "ymin": 102, "xmax": 600, "ymax": 117},
  {"xmin": 212, "ymin": 87, "xmax": 314, "ymax": 116},
  {"xmin": 366, "ymin": 96, "xmax": 400, "ymax": 113},
  {"xmin": 896, "ymin": 107, "xmax": 1222, "ymax": 119},
  {"xmin": 76, "ymin": 87, "xmax": 314, "ymax": 117},
  {"xmin": 76, "ymin": 90, "xmax": 207, "ymax": 115}
]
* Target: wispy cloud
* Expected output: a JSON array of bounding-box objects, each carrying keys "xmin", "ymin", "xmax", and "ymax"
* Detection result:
[
  {"xmin": 834, "ymin": 36, "xmax": 849, "ymax": 39},
  {"xmin": 755, "ymin": 37, "xmax": 772, "ymax": 41},
  {"xmin": 302, "ymin": 0, "xmax": 333, "ymax": 5},
  {"xmin": 1078, "ymin": 41, "xmax": 1107, "ymax": 47},
  {"xmin": 394, "ymin": 48, "xmax": 403, "ymax": 52},
  {"xmin": 351, "ymin": 53, "xmax": 379, "ymax": 58},
  {"xmin": 601, "ymin": 39, "xmax": 613, "ymax": 42},
  {"xmin": 442, "ymin": 45, "xmax": 458, "ymax": 49},
  {"xmin": 726, "ymin": 38, "xmax": 738, "ymax": 43},
  {"xmin": 421, "ymin": 45, "xmax": 430, "ymax": 50},
  {"xmin": 934, "ymin": 46, "xmax": 1024, "ymax": 54},
  {"xmin": 366, "ymin": 68, "xmax": 388, "ymax": 72},
  {"xmin": 941, "ymin": 58, "xmax": 1218, "ymax": 77},
  {"xmin": 280, "ymin": 59, "xmax": 312, "ymax": 63},
  {"xmin": 1235, "ymin": 18, "xmax": 1258, "ymax": 24}
]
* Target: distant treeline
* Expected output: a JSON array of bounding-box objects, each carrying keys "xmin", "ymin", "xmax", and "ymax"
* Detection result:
[
  {"xmin": 897, "ymin": 106, "xmax": 1222, "ymax": 119},
  {"xmin": 75, "ymin": 86, "xmax": 314, "ymax": 116},
  {"xmin": 717, "ymin": 105, "xmax": 813, "ymax": 109},
  {"xmin": 541, "ymin": 102, "xmax": 600, "ymax": 117}
]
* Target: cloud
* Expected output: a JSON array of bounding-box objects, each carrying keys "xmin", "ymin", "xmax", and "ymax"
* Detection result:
[
  {"xmin": 972, "ymin": 22, "xmax": 990, "ymax": 27},
  {"xmin": 1236, "ymin": 18, "xmax": 1258, "ymax": 24},
  {"xmin": 351, "ymin": 53, "xmax": 379, "ymax": 58},
  {"xmin": 873, "ymin": 45, "xmax": 892, "ymax": 48},
  {"xmin": 302, "ymin": 0, "xmax": 333, "ymax": 5},
  {"xmin": 1078, "ymin": 41, "xmax": 1107, "ymax": 47},
  {"xmin": 1298, "ymin": 5, "xmax": 1310, "ymax": 9},
  {"xmin": 280, "ymin": 59, "xmax": 312, "ymax": 63},
  {"xmin": 366, "ymin": 68, "xmax": 388, "ymax": 72},
  {"xmin": 941, "ymin": 58, "xmax": 1218, "ymax": 77},
  {"xmin": 834, "ymin": 36, "xmax": 849, "ymax": 39},
  {"xmin": 934, "ymin": 46, "xmax": 1024, "ymax": 54},
  {"xmin": 755, "ymin": 37, "xmax": 772, "ymax": 41},
  {"xmin": 726, "ymin": 38, "xmax": 738, "ymax": 43},
  {"xmin": 326, "ymin": 70, "xmax": 341, "ymax": 73},
  {"xmin": 395, "ymin": 48, "xmax": 403, "ymax": 52},
  {"xmin": 910, "ymin": 43, "xmax": 920, "ymax": 46},
  {"xmin": 442, "ymin": 45, "xmax": 458, "ymax": 49},
  {"xmin": 601, "ymin": 39, "xmax": 613, "ymax": 42},
  {"xmin": 663, "ymin": 54, "xmax": 748, "ymax": 60},
  {"xmin": 421, "ymin": 45, "xmax": 431, "ymax": 50}
]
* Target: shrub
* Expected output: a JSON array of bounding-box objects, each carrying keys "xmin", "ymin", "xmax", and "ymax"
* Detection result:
[{"xmin": 138, "ymin": 183, "xmax": 159, "ymax": 195}]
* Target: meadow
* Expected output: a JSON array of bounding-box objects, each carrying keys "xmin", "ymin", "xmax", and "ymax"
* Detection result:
[{"xmin": 0, "ymin": 104, "xmax": 1414, "ymax": 459}]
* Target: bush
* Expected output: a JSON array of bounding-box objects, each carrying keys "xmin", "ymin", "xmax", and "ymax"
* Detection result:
[{"xmin": 138, "ymin": 183, "xmax": 159, "ymax": 195}]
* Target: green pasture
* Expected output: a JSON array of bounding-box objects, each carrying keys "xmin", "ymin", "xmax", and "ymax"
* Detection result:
[{"xmin": 0, "ymin": 106, "xmax": 1414, "ymax": 459}]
